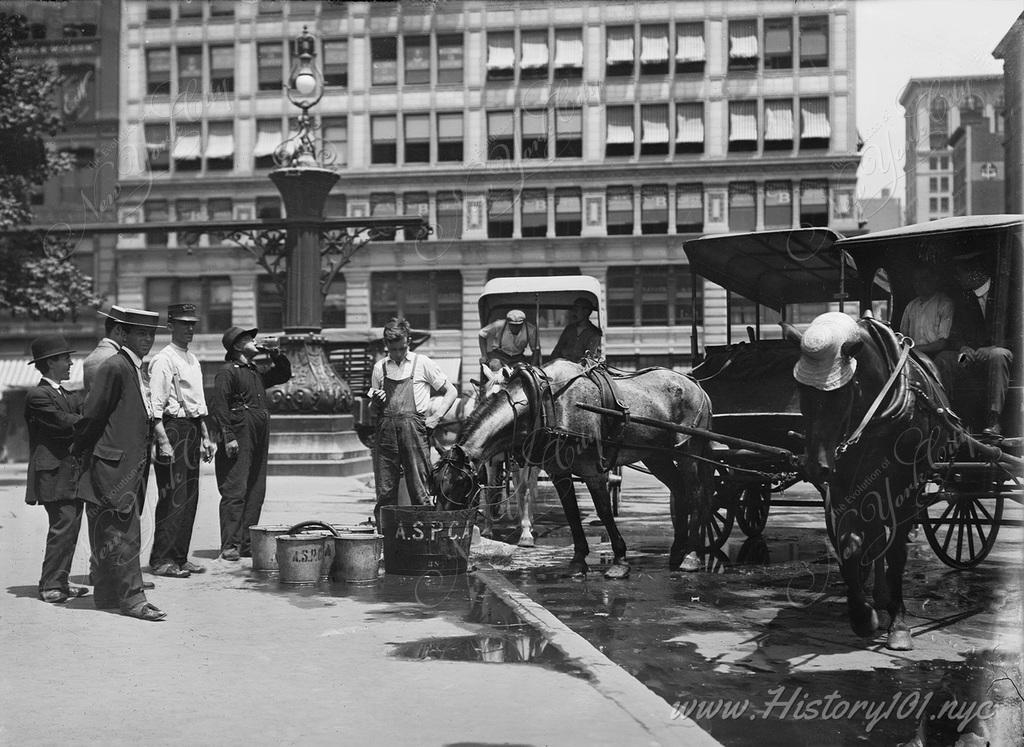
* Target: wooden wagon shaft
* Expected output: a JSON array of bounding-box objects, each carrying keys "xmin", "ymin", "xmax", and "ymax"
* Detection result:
[{"xmin": 574, "ymin": 402, "xmax": 798, "ymax": 461}]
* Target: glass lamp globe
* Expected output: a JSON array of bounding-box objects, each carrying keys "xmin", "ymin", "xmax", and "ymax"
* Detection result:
[{"xmin": 295, "ymin": 71, "xmax": 317, "ymax": 96}]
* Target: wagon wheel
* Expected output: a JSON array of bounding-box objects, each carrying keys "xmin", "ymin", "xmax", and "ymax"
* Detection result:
[
  {"xmin": 921, "ymin": 473, "xmax": 1004, "ymax": 569},
  {"xmin": 698, "ymin": 468, "xmax": 737, "ymax": 550},
  {"xmin": 736, "ymin": 482, "xmax": 771, "ymax": 538},
  {"xmin": 608, "ymin": 467, "xmax": 623, "ymax": 517}
]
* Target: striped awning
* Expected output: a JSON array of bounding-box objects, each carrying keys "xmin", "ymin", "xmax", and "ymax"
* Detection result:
[
  {"xmin": 205, "ymin": 129, "xmax": 234, "ymax": 159},
  {"xmin": 676, "ymin": 104, "xmax": 704, "ymax": 143},
  {"xmin": 521, "ymin": 36, "xmax": 549, "ymax": 68},
  {"xmin": 676, "ymin": 29, "xmax": 705, "ymax": 62},
  {"xmin": 486, "ymin": 35, "xmax": 515, "ymax": 70},
  {"xmin": 641, "ymin": 106, "xmax": 669, "ymax": 143},
  {"xmin": 801, "ymin": 100, "xmax": 832, "ymax": 139},
  {"xmin": 729, "ymin": 31, "xmax": 758, "ymax": 59},
  {"xmin": 729, "ymin": 105, "xmax": 758, "ymax": 141},
  {"xmin": 554, "ymin": 31, "xmax": 583, "ymax": 67},
  {"xmin": 764, "ymin": 102, "xmax": 794, "ymax": 140},
  {"xmin": 0, "ymin": 358, "xmax": 85, "ymax": 391},
  {"xmin": 606, "ymin": 28, "xmax": 634, "ymax": 64},
  {"xmin": 640, "ymin": 28, "xmax": 669, "ymax": 63},
  {"xmin": 172, "ymin": 129, "xmax": 201, "ymax": 160},
  {"xmin": 254, "ymin": 123, "xmax": 282, "ymax": 157},
  {"xmin": 606, "ymin": 108, "xmax": 634, "ymax": 144}
]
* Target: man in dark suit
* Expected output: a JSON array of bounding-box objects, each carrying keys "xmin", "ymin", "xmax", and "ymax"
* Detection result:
[
  {"xmin": 82, "ymin": 306, "xmax": 128, "ymax": 396},
  {"xmin": 24, "ymin": 335, "xmax": 89, "ymax": 604},
  {"xmin": 72, "ymin": 307, "xmax": 166, "ymax": 622}
]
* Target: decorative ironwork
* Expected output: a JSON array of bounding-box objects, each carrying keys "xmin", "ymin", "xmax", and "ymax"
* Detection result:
[
  {"xmin": 267, "ymin": 332, "xmax": 353, "ymax": 413},
  {"xmin": 223, "ymin": 227, "xmax": 290, "ymax": 297}
]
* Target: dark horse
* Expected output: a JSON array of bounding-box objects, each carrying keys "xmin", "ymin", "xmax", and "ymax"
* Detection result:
[
  {"xmin": 432, "ymin": 360, "xmax": 714, "ymax": 578},
  {"xmin": 795, "ymin": 312, "xmax": 956, "ymax": 650}
]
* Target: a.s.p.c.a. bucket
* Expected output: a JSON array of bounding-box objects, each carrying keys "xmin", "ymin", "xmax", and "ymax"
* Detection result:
[
  {"xmin": 379, "ymin": 506, "xmax": 476, "ymax": 576},
  {"xmin": 275, "ymin": 521, "xmax": 339, "ymax": 584},
  {"xmin": 249, "ymin": 525, "xmax": 293, "ymax": 573},
  {"xmin": 330, "ymin": 532, "xmax": 383, "ymax": 584}
]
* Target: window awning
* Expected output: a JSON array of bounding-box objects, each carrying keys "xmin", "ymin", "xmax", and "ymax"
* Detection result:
[
  {"xmin": 606, "ymin": 109, "xmax": 634, "ymax": 144},
  {"xmin": 676, "ymin": 104, "xmax": 704, "ymax": 142},
  {"xmin": 729, "ymin": 107, "xmax": 757, "ymax": 141},
  {"xmin": 554, "ymin": 32, "xmax": 583, "ymax": 67},
  {"xmin": 640, "ymin": 29, "xmax": 668, "ymax": 63},
  {"xmin": 641, "ymin": 106, "xmax": 669, "ymax": 143},
  {"xmin": 764, "ymin": 102, "xmax": 794, "ymax": 140},
  {"xmin": 205, "ymin": 129, "xmax": 234, "ymax": 159},
  {"xmin": 405, "ymin": 115, "xmax": 430, "ymax": 140},
  {"xmin": 801, "ymin": 100, "xmax": 832, "ymax": 138},
  {"xmin": 0, "ymin": 358, "xmax": 85, "ymax": 391},
  {"xmin": 676, "ymin": 29, "xmax": 706, "ymax": 62},
  {"xmin": 254, "ymin": 124, "xmax": 281, "ymax": 157},
  {"xmin": 729, "ymin": 32, "xmax": 758, "ymax": 59},
  {"xmin": 172, "ymin": 130, "xmax": 201, "ymax": 160},
  {"xmin": 606, "ymin": 28, "xmax": 634, "ymax": 64},
  {"xmin": 522, "ymin": 193, "xmax": 547, "ymax": 213},
  {"xmin": 486, "ymin": 36, "xmax": 515, "ymax": 70},
  {"xmin": 521, "ymin": 37, "xmax": 549, "ymax": 68},
  {"xmin": 677, "ymin": 188, "xmax": 702, "ymax": 209},
  {"xmin": 555, "ymin": 191, "xmax": 581, "ymax": 211}
]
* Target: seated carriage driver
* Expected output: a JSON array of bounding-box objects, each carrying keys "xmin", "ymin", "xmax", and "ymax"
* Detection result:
[
  {"xmin": 899, "ymin": 265, "xmax": 955, "ymax": 393},
  {"xmin": 478, "ymin": 309, "xmax": 540, "ymax": 371},
  {"xmin": 548, "ymin": 296, "xmax": 603, "ymax": 363}
]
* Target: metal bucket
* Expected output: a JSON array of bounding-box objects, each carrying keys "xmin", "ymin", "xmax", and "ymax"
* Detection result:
[
  {"xmin": 331, "ymin": 532, "xmax": 384, "ymax": 584},
  {"xmin": 249, "ymin": 525, "xmax": 292, "ymax": 573},
  {"xmin": 276, "ymin": 521, "xmax": 340, "ymax": 585},
  {"xmin": 380, "ymin": 506, "xmax": 476, "ymax": 576}
]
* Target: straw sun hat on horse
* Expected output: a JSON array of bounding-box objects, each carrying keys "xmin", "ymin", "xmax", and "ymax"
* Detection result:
[{"xmin": 793, "ymin": 312, "xmax": 859, "ymax": 391}]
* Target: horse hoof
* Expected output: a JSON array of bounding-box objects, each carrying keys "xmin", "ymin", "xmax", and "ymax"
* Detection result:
[
  {"xmin": 851, "ymin": 607, "xmax": 880, "ymax": 638},
  {"xmin": 886, "ymin": 629, "xmax": 914, "ymax": 651},
  {"xmin": 517, "ymin": 535, "xmax": 535, "ymax": 548},
  {"xmin": 679, "ymin": 552, "xmax": 701, "ymax": 573},
  {"xmin": 568, "ymin": 561, "xmax": 589, "ymax": 578},
  {"xmin": 604, "ymin": 563, "xmax": 630, "ymax": 580}
]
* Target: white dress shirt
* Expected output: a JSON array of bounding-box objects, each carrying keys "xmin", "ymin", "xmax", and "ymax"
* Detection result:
[{"xmin": 149, "ymin": 342, "xmax": 208, "ymax": 418}]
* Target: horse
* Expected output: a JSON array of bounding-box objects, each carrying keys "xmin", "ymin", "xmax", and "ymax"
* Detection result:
[
  {"xmin": 793, "ymin": 311, "xmax": 956, "ymax": 650},
  {"xmin": 432, "ymin": 359, "xmax": 714, "ymax": 579}
]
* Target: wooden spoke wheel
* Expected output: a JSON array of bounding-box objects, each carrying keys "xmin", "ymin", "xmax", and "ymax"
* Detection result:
[
  {"xmin": 921, "ymin": 474, "xmax": 1004, "ymax": 569},
  {"xmin": 698, "ymin": 468, "xmax": 737, "ymax": 550},
  {"xmin": 736, "ymin": 483, "xmax": 771, "ymax": 538}
]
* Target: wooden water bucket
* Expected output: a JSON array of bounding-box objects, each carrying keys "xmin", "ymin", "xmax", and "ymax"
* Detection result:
[
  {"xmin": 380, "ymin": 506, "xmax": 476, "ymax": 576},
  {"xmin": 331, "ymin": 532, "xmax": 384, "ymax": 584},
  {"xmin": 276, "ymin": 521, "xmax": 339, "ymax": 584},
  {"xmin": 249, "ymin": 525, "xmax": 293, "ymax": 573}
]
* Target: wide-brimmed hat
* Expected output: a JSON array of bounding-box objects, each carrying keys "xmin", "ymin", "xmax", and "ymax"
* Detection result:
[
  {"xmin": 506, "ymin": 309, "xmax": 526, "ymax": 324},
  {"xmin": 222, "ymin": 326, "xmax": 258, "ymax": 359},
  {"xmin": 793, "ymin": 312, "xmax": 860, "ymax": 391},
  {"xmin": 167, "ymin": 303, "xmax": 200, "ymax": 322},
  {"xmin": 28, "ymin": 334, "xmax": 75, "ymax": 365},
  {"xmin": 97, "ymin": 305, "xmax": 161, "ymax": 328}
]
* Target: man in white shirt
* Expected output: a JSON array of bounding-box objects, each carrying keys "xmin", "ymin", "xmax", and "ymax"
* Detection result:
[
  {"xmin": 368, "ymin": 317, "xmax": 457, "ymax": 523},
  {"xmin": 900, "ymin": 265, "xmax": 954, "ymax": 393},
  {"xmin": 478, "ymin": 309, "xmax": 540, "ymax": 370},
  {"xmin": 148, "ymin": 303, "xmax": 216, "ymax": 578}
]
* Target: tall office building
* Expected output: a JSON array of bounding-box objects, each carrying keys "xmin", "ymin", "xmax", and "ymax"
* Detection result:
[{"xmin": 67, "ymin": 0, "xmax": 859, "ymax": 380}]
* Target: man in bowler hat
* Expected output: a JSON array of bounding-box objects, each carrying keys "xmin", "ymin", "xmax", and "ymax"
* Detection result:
[
  {"xmin": 72, "ymin": 307, "xmax": 166, "ymax": 621},
  {"xmin": 24, "ymin": 335, "xmax": 89, "ymax": 603},
  {"xmin": 209, "ymin": 326, "xmax": 291, "ymax": 560},
  {"xmin": 148, "ymin": 303, "xmax": 216, "ymax": 578}
]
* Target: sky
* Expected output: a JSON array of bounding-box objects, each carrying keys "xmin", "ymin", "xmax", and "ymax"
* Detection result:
[{"xmin": 854, "ymin": 0, "xmax": 1021, "ymax": 202}]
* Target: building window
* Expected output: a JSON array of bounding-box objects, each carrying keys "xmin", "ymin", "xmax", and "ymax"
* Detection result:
[
  {"xmin": 520, "ymin": 30, "xmax": 549, "ymax": 80},
  {"xmin": 371, "ymin": 37, "xmax": 398, "ymax": 86},
  {"xmin": 208, "ymin": 198, "xmax": 233, "ymax": 243},
  {"xmin": 254, "ymin": 119, "xmax": 283, "ymax": 170},
  {"xmin": 209, "ymin": 45, "xmax": 235, "ymax": 93},
  {"xmin": 675, "ymin": 23, "xmax": 705, "ymax": 75},
  {"xmin": 404, "ymin": 114, "xmax": 430, "ymax": 163},
  {"xmin": 256, "ymin": 196, "xmax": 281, "ymax": 220},
  {"xmin": 147, "ymin": 4, "xmax": 171, "ymax": 21},
  {"xmin": 402, "ymin": 193, "xmax": 429, "ymax": 240},
  {"xmin": 764, "ymin": 180, "xmax": 792, "ymax": 228},
  {"xmin": 522, "ymin": 110, "xmax": 548, "ymax": 159},
  {"xmin": 371, "ymin": 271, "xmax": 463, "ymax": 330},
  {"xmin": 322, "ymin": 275, "xmax": 346, "ymax": 328},
  {"xmin": 554, "ymin": 188, "xmax": 581, "ymax": 237},
  {"xmin": 799, "ymin": 16, "xmax": 829, "ymax": 68},
  {"xmin": 606, "ymin": 26, "xmax": 634, "ymax": 77},
  {"xmin": 257, "ymin": 276, "xmax": 283, "ymax": 332},
  {"xmin": 436, "ymin": 191, "xmax": 463, "ymax": 240},
  {"xmin": 929, "ymin": 197, "xmax": 939, "ymax": 212},
  {"xmin": 929, "ymin": 176, "xmax": 938, "ymax": 192},
  {"xmin": 173, "ymin": 124, "xmax": 202, "ymax": 171},
  {"xmin": 179, "ymin": 2, "xmax": 202, "ymax": 20},
  {"xmin": 145, "ymin": 201, "xmax": 169, "ymax": 247},
  {"xmin": 437, "ymin": 112, "xmax": 463, "ymax": 162},
  {"xmin": 606, "ymin": 106, "xmax": 634, "ymax": 157},
  {"xmin": 370, "ymin": 193, "xmax": 397, "ymax": 240},
  {"xmin": 487, "ymin": 111, "xmax": 514, "ymax": 160},
  {"xmin": 487, "ymin": 191, "xmax": 514, "ymax": 238},
  {"xmin": 940, "ymin": 176, "xmax": 949, "ymax": 191},
  {"xmin": 939, "ymin": 196, "xmax": 949, "ymax": 212},
  {"xmin": 175, "ymin": 200, "xmax": 202, "ymax": 248},
  {"xmin": 729, "ymin": 183, "xmax": 756, "ymax": 231},
  {"xmin": 486, "ymin": 32, "xmax": 515, "ymax": 81},
  {"xmin": 637, "ymin": 25, "xmax": 669, "ymax": 76},
  {"xmin": 325, "ymin": 194, "xmax": 346, "ymax": 221},
  {"xmin": 437, "ymin": 34, "xmax": 464, "ymax": 85},
  {"xmin": 764, "ymin": 18, "xmax": 793, "ymax": 70},
  {"xmin": 210, "ymin": 1, "xmax": 234, "ymax": 17},
  {"xmin": 674, "ymin": 102, "xmax": 704, "ymax": 155},
  {"xmin": 555, "ymin": 108, "xmax": 582, "ymax": 158},
  {"xmin": 146, "ymin": 48, "xmax": 171, "ymax": 96},
  {"xmin": 371, "ymin": 115, "xmax": 397, "ymax": 164},
  {"xmin": 323, "ymin": 39, "xmax": 348, "ymax": 87},
  {"xmin": 145, "ymin": 124, "xmax": 170, "ymax": 171},
  {"xmin": 206, "ymin": 121, "xmax": 234, "ymax": 171},
  {"xmin": 521, "ymin": 189, "xmax": 548, "ymax": 238},
  {"xmin": 800, "ymin": 181, "xmax": 829, "ymax": 226},
  {"xmin": 63, "ymin": 22, "xmax": 97, "ymax": 38},
  {"xmin": 606, "ymin": 187, "xmax": 634, "ymax": 235},
  {"xmin": 403, "ymin": 36, "xmax": 431, "ymax": 86},
  {"xmin": 730, "ymin": 299, "xmax": 781, "ymax": 326},
  {"xmin": 553, "ymin": 28, "xmax": 583, "ymax": 79},
  {"xmin": 729, "ymin": 101, "xmax": 758, "ymax": 153},
  {"xmin": 729, "ymin": 20, "xmax": 759, "ymax": 71},
  {"xmin": 607, "ymin": 266, "xmax": 702, "ymax": 327},
  {"xmin": 258, "ymin": 0, "xmax": 282, "ymax": 14},
  {"xmin": 640, "ymin": 186, "xmax": 668, "ymax": 234},
  {"xmin": 640, "ymin": 105, "xmax": 669, "ymax": 156},
  {"xmin": 258, "ymin": 42, "xmax": 283, "ymax": 91},
  {"xmin": 321, "ymin": 116, "xmax": 347, "ymax": 168},
  {"xmin": 764, "ymin": 100, "xmax": 794, "ymax": 151},
  {"xmin": 799, "ymin": 98, "xmax": 831, "ymax": 150},
  {"xmin": 676, "ymin": 184, "xmax": 703, "ymax": 233},
  {"xmin": 147, "ymin": 277, "xmax": 232, "ymax": 333},
  {"xmin": 939, "ymin": 155, "xmax": 949, "ymax": 170}
]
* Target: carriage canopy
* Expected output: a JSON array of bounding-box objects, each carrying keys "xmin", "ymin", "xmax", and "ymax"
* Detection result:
[{"xmin": 477, "ymin": 275, "xmax": 605, "ymax": 330}]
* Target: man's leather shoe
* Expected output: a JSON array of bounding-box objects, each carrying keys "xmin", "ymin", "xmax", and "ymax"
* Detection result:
[
  {"xmin": 153, "ymin": 563, "xmax": 190, "ymax": 578},
  {"xmin": 142, "ymin": 581, "xmax": 156, "ymax": 590},
  {"xmin": 179, "ymin": 561, "xmax": 206, "ymax": 574},
  {"xmin": 982, "ymin": 424, "xmax": 1002, "ymax": 437},
  {"xmin": 220, "ymin": 548, "xmax": 240, "ymax": 561},
  {"xmin": 40, "ymin": 589, "xmax": 68, "ymax": 603},
  {"xmin": 66, "ymin": 585, "xmax": 90, "ymax": 598},
  {"xmin": 122, "ymin": 602, "xmax": 166, "ymax": 622}
]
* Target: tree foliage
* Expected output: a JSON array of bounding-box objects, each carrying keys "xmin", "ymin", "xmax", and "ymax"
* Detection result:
[{"xmin": 0, "ymin": 12, "xmax": 100, "ymax": 320}]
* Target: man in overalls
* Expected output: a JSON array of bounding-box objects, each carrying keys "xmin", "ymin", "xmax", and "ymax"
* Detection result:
[{"xmin": 368, "ymin": 318, "xmax": 457, "ymax": 524}]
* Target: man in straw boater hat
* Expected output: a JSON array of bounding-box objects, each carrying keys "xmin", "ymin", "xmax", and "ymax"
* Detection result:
[
  {"xmin": 71, "ymin": 306, "xmax": 166, "ymax": 621},
  {"xmin": 148, "ymin": 303, "xmax": 216, "ymax": 579},
  {"xmin": 82, "ymin": 304, "xmax": 129, "ymax": 396},
  {"xmin": 209, "ymin": 325, "xmax": 291, "ymax": 561},
  {"xmin": 23, "ymin": 334, "xmax": 89, "ymax": 604}
]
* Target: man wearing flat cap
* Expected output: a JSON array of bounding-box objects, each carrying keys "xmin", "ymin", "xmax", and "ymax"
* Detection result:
[
  {"xmin": 209, "ymin": 325, "xmax": 291, "ymax": 561},
  {"xmin": 148, "ymin": 303, "xmax": 216, "ymax": 579},
  {"xmin": 72, "ymin": 306, "xmax": 166, "ymax": 621},
  {"xmin": 24, "ymin": 335, "xmax": 88, "ymax": 604},
  {"xmin": 478, "ymin": 309, "xmax": 540, "ymax": 372}
]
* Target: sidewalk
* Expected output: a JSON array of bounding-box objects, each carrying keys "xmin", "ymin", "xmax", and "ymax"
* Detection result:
[{"xmin": 0, "ymin": 462, "xmax": 714, "ymax": 746}]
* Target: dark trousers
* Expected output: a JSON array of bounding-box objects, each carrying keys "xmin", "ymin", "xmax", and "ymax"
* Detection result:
[
  {"xmin": 936, "ymin": 346, "xmax": 1013, "ymax": 418},
  {"xmin": 86, "ymin": 503, "xmax": 147, "ymax": 612},
  {"xmin": 39, "ymin": 499, "xmax": 84, "ymax": 593},
  {"xmin": 374, "ymin": 414, "xmax": 431, "ymax": 521},
  {"xmin": 150, "ymin": 417, "xmax": 202, "ymax": 567},
  {"xmin": 216, "ymin": 414, "xmax": 270, "ymax": 554}
]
